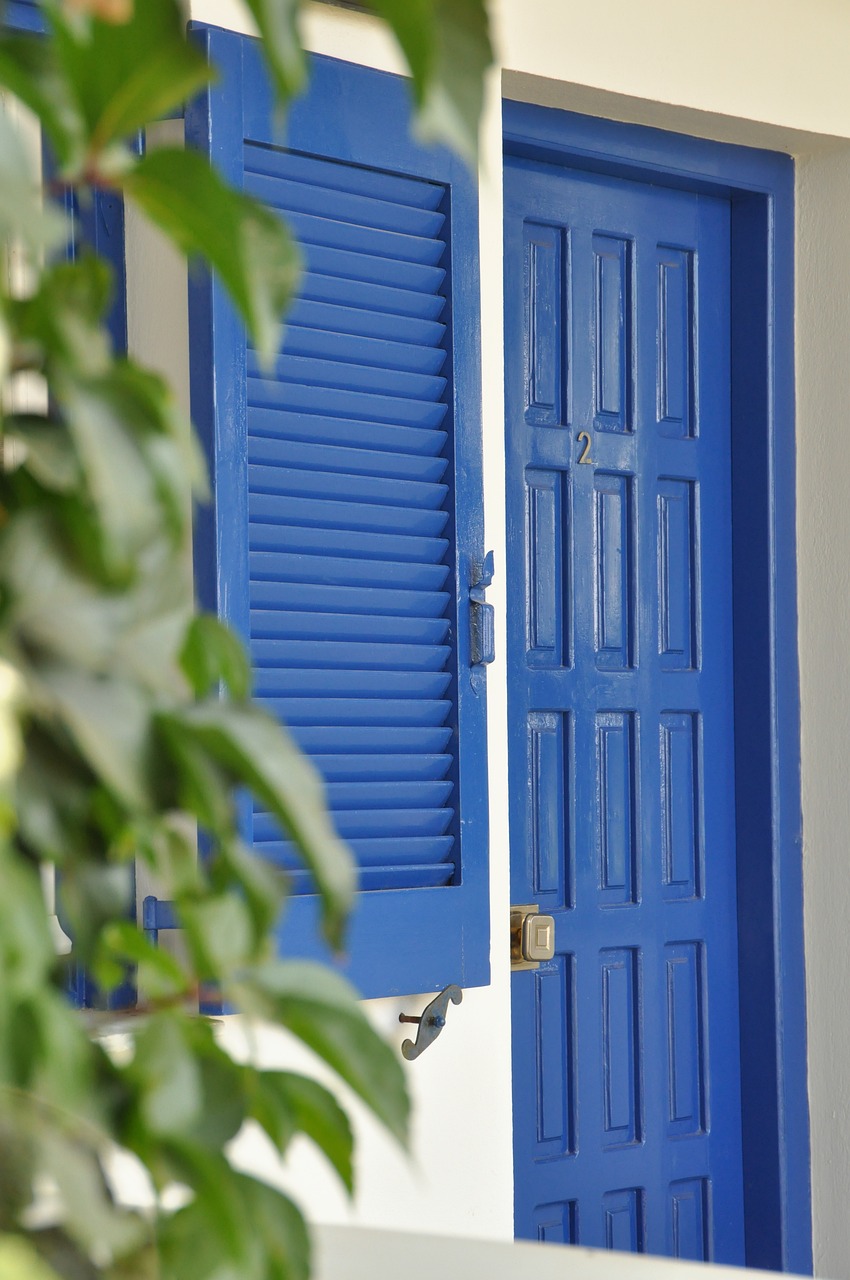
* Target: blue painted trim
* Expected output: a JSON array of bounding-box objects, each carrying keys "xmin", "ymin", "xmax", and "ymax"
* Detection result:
[
  {"xmin": 4, "ymin": 0, "xmax": 43, "ymax": 32},
  {"xmin": 503, "ymin": 100, "xmax": 811, "ymax": 1274},
  {"xmin": 187, "ymin": 26, "xmax": 489, "ymax": 999},
  {"xmin": 504, "ymin": 100, "xmax": 793, "ymax": 195},
  {"xmin": 185, "ymin": 27, "xmax": 250, "ymax": 646},
  {"xmin": 59, "ymin": 185, "xmax": 129, "ymax": 353}
]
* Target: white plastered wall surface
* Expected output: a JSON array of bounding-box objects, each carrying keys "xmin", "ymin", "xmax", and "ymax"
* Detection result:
[{"xmin": 125, "ymin": 0, "xmax": 850, "ymax": 1273}]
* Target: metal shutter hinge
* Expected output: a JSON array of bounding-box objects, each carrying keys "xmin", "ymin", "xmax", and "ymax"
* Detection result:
[{"xmin": 470, "ymin": 550, "xmax": 495, "ymax": 669}]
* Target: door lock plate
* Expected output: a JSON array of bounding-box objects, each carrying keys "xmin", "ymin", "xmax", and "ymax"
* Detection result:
[{"xmin": 510, "ymin": 904, "xmax": 556, "ymax": 970}]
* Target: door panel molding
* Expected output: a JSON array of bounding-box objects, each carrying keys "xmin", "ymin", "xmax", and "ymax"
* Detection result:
[{"xmin": 503, "ymin": 101, "xmax": 809, "ymax": 1276}]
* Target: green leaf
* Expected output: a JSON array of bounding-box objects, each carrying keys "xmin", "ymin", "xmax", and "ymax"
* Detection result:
[
  {"xmin": 218, "ymin": 839, "xmax": 286, "ymax": 942},
  {"xmin": 122, "ymin": 149, "xmax": 300, "ymax": 365},
  {"xmin": 35, "ymin": 1129, "xmax": 149, "ymax": 1261},
  {"xmin": 180, "ymin": 616, "xmax": 250, "ymax": 701},
  {"xmin": 105, "ymin": 1242, "xmax": 160, "ymax": 1280},
  {"xmin": 231, "ymin": 961, "xmax": 409, "ymax": 1146},
  {"xmin": 249, "ymin": 1071, "xmax": 354, "ymax": 1193},
  {"xmin": 156, "ymin": 1198, "xmax": 243, "ymax": 1280},
  {"xmin": 1, "ymin": 510, "xmax": 119, "ymax": 670},
  {"xmin": 244, "ymin": 0, "xmax": 306, "ymax": 102},
  {"xmin": 156, "ymin": 702, "xmax": 354, "ymax": 949},
  {"xmin": 129, "ymin": 814, "xmax": 202, "ymax": 899},
  {"xmin": 0, "ymin": 1234, "xmax": 63, "ymax": 1280},
  {"xmin": 14, "ymin": 727, "xmax": 93, "ymax": 866},
  {"xmin": 14, "ymin": 255, "xmax": 113, "ymax": 379},
  {"xmin": 237, "ymin": 1177, "xmax": 310, "ymax": 1280},
  {"xmin": 0, "ymin": 1113, "xmax": 38, "ymax": 1225},
  {"xmin": 56, "ymin": 861, "xmax": 135, "ymax": 961},
  {"xmin": 41, "ymin": 356, "xmax": 198, "ymax": 579},
  {"xmin": 94, "ymin": 921, "xmax": 187, "ymax": 1000},
  {"xmin": 154, "ymin": 721, "xmax": 235, "ymax": 834},
  {"xmin": 0, "ymin": 109, "xmax": 66, "ymax": 252},
  {"xmin": 1, "ymin": 510, "xmax": 190, "ymax": 693},
  {"xmin": 0, "ymin": 34, "xmax": 86, "ymax": 172},
  {"xmin": 179, "ymin": 893, "xmax": 257, "ymax": 978},
  {"xmin": 82, "ymin": 358, "xmax": 206, "ymax": 528},
  {"xmin": 44, "ymin": 0, "xmax": 211, "ymax": 162},
  {"xmin": 366, "ymin": 0, "xmax": 433, "ymax": 92},
  {"xmin": 160, "ymin": 1164, "xmax": 310, "ymax": 1280},
  {"xmin": 156, "ymin": 1148, "xmax": 261, "ymax": 1279},
  {"xmin": 0, "ymin": 844, "xmax": 55, "ymax": 998},
  {"xmin": 28, "ymin": 1228, "xmax": 103, "ymax": 1280},
  {"xmin": 188, "ymin": 1053, "xmax": 248, "ymax": 1152},
  {"xmin": 7, "ymin": 989, "xmax": 99, "ymax": 1117},
  {"xmin": 27, "ymin": 355, "xmax": 197, "ymax": 581},
  {"xmin": 59, "ymin": 381, "xmax": 165, "ymax": 575},
  {"xmin": 129, "ymin": 1013, "xmax": 203, "ymax": 1138},
  {"xmin": 108, "ymin": 543, "xmax": 193, "ymax": 696},
  {"xmin": 370, "ymin": 0, "xmax": 492, "ymax": 166},
  {"xmin": 128, "ymin": 1016, "xmax": 246, "ymax": 1152},
  {"xmin": 37, "ymin": 666, "xmax": 154, "ymax": 811},
  {"xmin": 3, "ymin": 419, "xmax": 80, "ymax": 494}
]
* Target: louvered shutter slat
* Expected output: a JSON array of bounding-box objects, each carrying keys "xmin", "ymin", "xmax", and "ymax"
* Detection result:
[
  {"xmin": 248, "ymin": 438, "xmax": 449, "ymax": 483},
  {"xmin": 252, "ymin": 641, "xmax": 452, "ymax": 671},
  {"xmin": 298, "ymin": 245, "xmax": 447, "ymax": 296},
  {"xmin": 250, "ymin": 524, "xmax": 449, "ymax": 565},
  {"xmin": 244, "ymin": 144, "xmax": 445, "ymax": 208},
  {"xmin": 248, "ymin": 465, "xmax": 449, "ymax": 511},
  {"xmin": 248, "ymin": 494, "xmax": 449, "ymax": 538},
  {"xmin": 244, "ymin": 173, "xmax": 446, "ymax": 238},
  {"xmin": 265, "ymin": 698, "xmax": 452, "ymax": 728},
  {"xmin": 250, "ymin": 582, "xmax": 450, "ymax": 618},
  {"xmin": 254, "ymin": 670, "xmax": 452, "ymax": 699},
  {"xmin": 278, "ymin": 326, "xmax": 448, "ymax": 376},
  {"xmin": 286, "ymin": 866, "xmax": 455, "ymax": 893},
  {"xmin": 313, "ymin": 753, "xmax": 454, "ymax": 781},
  {"xmin": 257, "ymin": 807, "xmax": 454, "ymax": 843},
  {"xmin": 248, "ymin": 351, "xmax": 448, "ymax": 400},
  {"xmin": 282, "ymin": 211, "xmax": 447, "ymax": 267},
  {"xmin": 189, "ymin": 32, "xmax": 488, "ymax": 996},
  {"xmin": 259, "ymin": 839, "xmax": 455, "ymax": 883},
  {"xmin": 291, "ymin": 723, "xmax": 453, "ymax": 755},
  {"xmin": 292, "ymin": 274, "xmax": 447, "ymax": 321},
  {"xmin": 250, "ymin": 380, "xmax": 448, "ymax": 428},
  {"xmin": 249, "ymin": 409, "xmax": 448, "ymax": 456},
  {"xmin": 251, "ymin": 611, "xmax": 450, "ymax": 645},
  {"xmin": 250, "ymin": 552, "xmax": 450, "ymax": 591},
  {"xmin": 285, "ymin": 301, "xmax": 446, "ymax": 348}
]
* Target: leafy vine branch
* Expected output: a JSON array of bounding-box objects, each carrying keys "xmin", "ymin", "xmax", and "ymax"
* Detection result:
[{"xmin": 0, "ymin": 0, "xmax": 492, "ymax": 1277}]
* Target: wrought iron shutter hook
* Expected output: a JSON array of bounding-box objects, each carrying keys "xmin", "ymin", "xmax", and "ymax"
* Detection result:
[{"xmin": 398, "ymin": 985, "xmax": 462, "ymax": 1060}]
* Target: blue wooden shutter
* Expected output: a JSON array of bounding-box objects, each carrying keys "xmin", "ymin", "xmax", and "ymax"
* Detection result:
[
  {"xmin": 4, "ymin": 1, "xmax": 42, "ymax": 32},
  {"xmin": 186, "ymin": 26, "xmax": 489, "ymax": 998}
]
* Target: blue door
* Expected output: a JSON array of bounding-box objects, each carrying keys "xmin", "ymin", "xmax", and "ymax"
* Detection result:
[{"xmin": 505, "ymin": 156, "xmax": 746, "ymax": 1261}]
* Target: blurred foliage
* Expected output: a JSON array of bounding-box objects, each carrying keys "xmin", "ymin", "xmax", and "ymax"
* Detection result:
[{"xmin": 0, "ymin": 1, "xmax": 492, "ymax": 1277}]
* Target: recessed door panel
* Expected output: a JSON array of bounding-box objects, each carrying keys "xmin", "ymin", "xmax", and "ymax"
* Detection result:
[{"xmin": 505, "ymin": 158, "xmax": 744, "ymax": 1262}]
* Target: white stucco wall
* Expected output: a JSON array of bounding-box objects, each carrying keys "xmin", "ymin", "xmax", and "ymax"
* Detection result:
[
  {"xmin": 127, "ymin": 2, "xmax": 850, "ymax": 1274},
  {"xmin": 793, "ymin": 147, "xmax": 850, "ymax": 1280}
]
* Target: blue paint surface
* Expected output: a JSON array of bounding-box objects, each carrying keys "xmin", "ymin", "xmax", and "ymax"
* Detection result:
[
  {"xmin": 504, "ymin": 101, "xmax": 809, "ymax": 1274},
  {"xmin": 506, "ymin": 157, "xmax": 745, "ymax": 1260},
  {"xmin": 4, "ymin": 0, "xmax": 42, "ymax": 32},
  {"xmin": 186, "ymin": 27, "xmax": 489, "ymax": 998}
]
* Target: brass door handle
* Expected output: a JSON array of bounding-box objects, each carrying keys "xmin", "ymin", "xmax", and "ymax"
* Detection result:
[{"xmin": 510, "ymin": 904, "xmax": 556, "ymax": 971}]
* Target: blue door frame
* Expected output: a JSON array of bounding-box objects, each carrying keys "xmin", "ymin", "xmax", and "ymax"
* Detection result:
[{"xmin": 503, "ymin": 100, "xmax": 811, "ymax": 1276}]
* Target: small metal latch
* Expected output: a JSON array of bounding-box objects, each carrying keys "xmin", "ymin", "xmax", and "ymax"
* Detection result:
[
  {"xmin": 398, "ymin": 984, "xmax": 462, "ymax": 1060},
  {"xmin": 470, "ymin": 550, "xmax": 495, "ymax": 668},
  {"xmin": 510, "ymin": 904, "xmax": 556, "ymax": 971}
]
